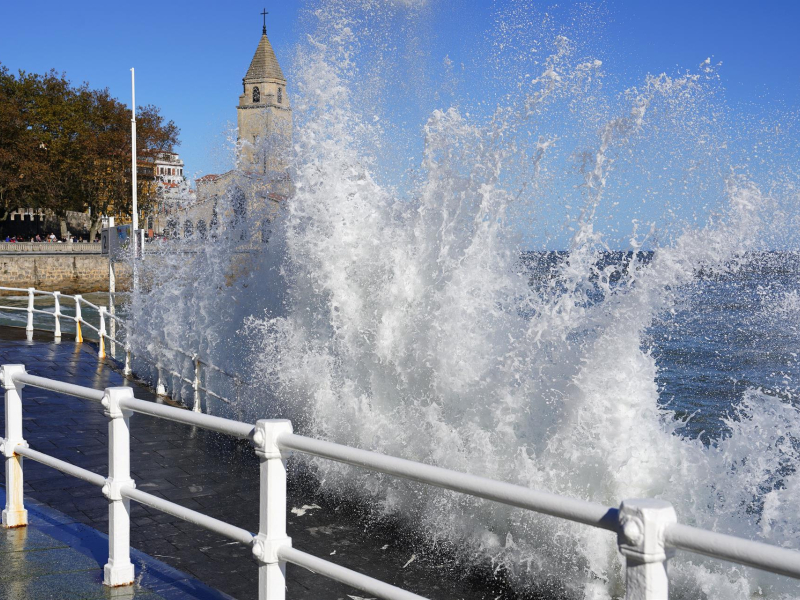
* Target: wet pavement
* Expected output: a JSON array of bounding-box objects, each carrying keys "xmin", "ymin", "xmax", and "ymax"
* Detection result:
[
  {"xmin": 0, "ymin": 327, "xmax": 528, "ymax": 600},
  {"xmin": 0, "ymin": 485, "xmax": 232, "ymax": 600}
]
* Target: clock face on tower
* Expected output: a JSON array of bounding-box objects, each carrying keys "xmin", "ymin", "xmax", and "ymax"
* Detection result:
[{"xmin": 253, "ymin": 87, "xmax": 260, "ymax": 103}]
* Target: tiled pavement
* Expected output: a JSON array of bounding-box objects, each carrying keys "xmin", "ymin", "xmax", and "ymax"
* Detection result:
[
  {"xmin": 0, "ymin": 485, "xmax": 233, "ymax": 600},
  {"xmin": 0, "ymin": 328, "xmax": 527, "ymax": 600}
]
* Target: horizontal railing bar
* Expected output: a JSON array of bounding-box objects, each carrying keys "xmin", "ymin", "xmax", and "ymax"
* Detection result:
[
  {"xmin": 14, "ymin": 372, "xmax": 106, "ymax": 402},
  {"xmin": 0, "ymin": 286, "xmax": 33, "ymax": 293},
  {"xmin": 122, "ymin": 486, "xmax": 254, "ymax": 546},
  {"xmin": 123, "ymin": 352, "xmax": 234, "ymax": 404},
  {"xmin": 31, "ymin": 308, "xmax": 55, "ymax": 316},
  {"xmin": 31, "ymin": 291, "xmax": 76, "ymax": 302},
  {"xmin": 106, "ymin": 313, "xmax": 126, "ymax": 325},
  {"xmin": 198, "ymin": 361, "xmax": 238, "ymax": 380},
  {"xmin": 199, "ymin": 387, "xmax": 232, "ymax": 404},
  {"xmin": 163, "ymin": 345, "xmax": 194, "ymax": 360},
  {"xmin": 154, "ymin": 340, "xmax": 241, "ymax": 381},
  {"xmin": 14, "ymin": 445, "xmax": 106, "ymax": 487},
  {"xmin": 280, "ymin": 547, "xmax": 427, "ymax": 600},
  {"xmin": 79, "ymin": 320, "xmax": 100, "ymax": 334},
  {"xmin": 100, "ymin": 333, "xmax": 126, "ymax": 346},
  {"xmin": 119, "ymin": 396, "xmax": 254, "ymax": 439},
  {"xmin": 77, "ymin": 297, "xmax": 101, "ymax": 310},
  {"xmin": 665, "ymin": 523, "xmax": 800, "ymax": 580},
  {"xmin": 0, "ymin": 306, "xmax": 29, "ymax": 312},
  {"xmin": 279, "ymin": 434, "xmax": 618, "ymax": 532}
]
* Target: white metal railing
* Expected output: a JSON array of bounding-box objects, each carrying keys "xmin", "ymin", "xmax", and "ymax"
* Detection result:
[
  {"xmin": 2, "ymin": 366, "xmax": 800, "ymax": 599},
  {"xmin": 0, "ymin": 286, "xmax": 238, "ymax": 412}
]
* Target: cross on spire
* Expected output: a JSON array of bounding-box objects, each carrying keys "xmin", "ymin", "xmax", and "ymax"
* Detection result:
[{"xmin": 261, "ymin": 8, "xmax": 268, "ymax": 35}]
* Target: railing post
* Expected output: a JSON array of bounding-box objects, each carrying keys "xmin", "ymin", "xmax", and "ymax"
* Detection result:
[
  {"xmin": 25, "ymin": 288, "xmax": 34, "ymax": 340},
  {"xmin": 74, "ymin": 295, "xmax": 83, "ymax": 343},
  {"xmin": 156, "ymin": 365, "xmax": 167, "ymax": 397},
  {"xmin": 101, "ymin": 387, "xmax": 136, "ymax": 587},
  {"xmin": 98, "ymin": 307, "xmax": 107, "ymax": 359},
  {"xmin": 109, "ymin": 296, "xmax": 116, "ymax": 358},
  {"xmin": 617, "ymin": 499, "xmax": 677, "ymax": 600},
  {"xmin": 192, "ymin": 355, "xmax": 201, "ymax": 413},
  {"xmin": 1, "ymin": 364, "xmax": 28, "ymax": 528},
  {"xmin": 123, "ymin": 345, "xmax": 132, "ymax": 377},
  {"xmin": 52, "ymin": 291, "xmax": 61, "ymax": 341},
  {"xmin": 251, "ymin": 419, "xmax": 293, "ymax": 600}
]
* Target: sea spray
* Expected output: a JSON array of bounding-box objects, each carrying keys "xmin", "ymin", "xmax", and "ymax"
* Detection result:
[{"xmin": 130, "ymin": 2, "xmax": 800, "ymax": 597}]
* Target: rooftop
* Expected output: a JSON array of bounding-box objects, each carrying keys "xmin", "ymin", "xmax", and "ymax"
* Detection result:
[{"xmin": 244, "ymin": 33, "xmax": 285, "ymax": 82}]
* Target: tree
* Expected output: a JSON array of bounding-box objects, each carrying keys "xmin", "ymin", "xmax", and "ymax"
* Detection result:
[{"xmin": 0, "ymin": 63, "xmax": 180, "ymax": 239}]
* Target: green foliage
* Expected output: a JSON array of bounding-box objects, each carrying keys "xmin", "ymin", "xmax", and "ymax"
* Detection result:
[{"xmin": 0, "ymin": 64, "xmax": 179, "ymax": 225}]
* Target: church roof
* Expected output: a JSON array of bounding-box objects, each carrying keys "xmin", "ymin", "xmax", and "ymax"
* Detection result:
[{"xmin": 244, "ymin": 33, "xmax": 285, "ymax": 82}]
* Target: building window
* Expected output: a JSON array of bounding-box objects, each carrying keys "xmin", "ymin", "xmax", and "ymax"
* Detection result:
[
  {"xmin": 253, "ymin": 87, "xmax": 260, "ymax": 103},
  {"xmin": 277, "ymin": 87, "xmax": 282, "ymax": 104},
  {"xmin": 184, "ymin": 220, "xmax": 194, "ymax": 238},
  {"xmin": 197, "ymin": 220, "xmax": 207, "ymax": 240},
  {"xmin": 210, "ymin": 207, "xmax": 219, "ymax": 241}
]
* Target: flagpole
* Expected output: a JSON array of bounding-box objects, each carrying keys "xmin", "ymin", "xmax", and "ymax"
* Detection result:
[{"xmin": 130, "ymin": 68, "xmax": 138, "ymax": 291}]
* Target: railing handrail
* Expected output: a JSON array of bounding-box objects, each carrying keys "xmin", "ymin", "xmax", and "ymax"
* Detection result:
[
  {"xmin": 4, "ymin": 366, "xmax": 800, "ymax": 600},
  {"xmin": 278, "ymin": 432, "xmax": 617, "ymax": 531},
  {"xmin": 664, "ymin": 523, "xmax": 800, "ymax": 580},
  {"xmin": 0, "ymin": 286, "xmax": 240, "ymax": 409},
  {"xmin": 14, "ymin": 372, "xmax": 106, "ymax": 402}
]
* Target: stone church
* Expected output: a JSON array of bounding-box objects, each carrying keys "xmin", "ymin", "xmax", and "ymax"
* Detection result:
[{"xmin": 164, "ymin": 22, "xmax": 292, "ymax": 242}]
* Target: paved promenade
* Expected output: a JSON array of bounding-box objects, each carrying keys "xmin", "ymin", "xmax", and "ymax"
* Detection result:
[
  {"xmin": 0, "ymin": 328, "xmax": 525, "ymax": 600},
  {"xmin": 0, "ymin": 485, "xmax": 232, "ymax": 599}
]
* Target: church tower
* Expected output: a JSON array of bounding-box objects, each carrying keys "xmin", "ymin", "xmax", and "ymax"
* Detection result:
[{"xmin": 237, "ymin": 16, "xmax": 291, "ymax": 175}]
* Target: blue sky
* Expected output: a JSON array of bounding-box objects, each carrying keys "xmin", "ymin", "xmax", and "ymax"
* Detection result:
[
  {"xmin": 1, "ymin": 1, "xmax": 797, "ymax": 178},
  {"xmin": 1, "ymin": 1, "xmax": 798, "ymax": 248}
]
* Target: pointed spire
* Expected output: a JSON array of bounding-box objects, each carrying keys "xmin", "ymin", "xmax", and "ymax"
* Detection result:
[{"xmin": 244, "ymin": 32, "xmax": 285, "ymax": 82}]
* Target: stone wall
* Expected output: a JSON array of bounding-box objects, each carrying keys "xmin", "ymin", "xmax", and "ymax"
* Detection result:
[
  {"xmin": 0, "ymin": 242, "xmax": 102, "ymax": 253},
  {"xmin": 0, "ymin": 254, "xmax": 130, "ymax": 294}
]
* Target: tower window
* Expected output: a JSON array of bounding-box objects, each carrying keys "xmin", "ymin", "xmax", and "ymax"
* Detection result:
[
  {"xmin": 277, "ymin": 87, "xmax": 282, "ymax": 104},
  {"xmin": 253, "ymin": 87, "xmax": 260, "ymax": 103}
]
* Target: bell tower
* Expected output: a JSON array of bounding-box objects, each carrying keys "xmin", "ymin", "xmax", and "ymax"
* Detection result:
[{"xmin": 237, "ymin": 11, "xmax": 292, "ymax": 175}]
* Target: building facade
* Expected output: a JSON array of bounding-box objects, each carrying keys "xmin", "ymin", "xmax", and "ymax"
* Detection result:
[{"xmin": 165, "ymin": 22, "xmax": 293, "ymax": 242}]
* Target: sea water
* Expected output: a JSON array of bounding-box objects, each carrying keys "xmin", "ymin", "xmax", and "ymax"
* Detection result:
[{"xmin": 129, "ymin": 2, "xmax": 800, "ymax": 598}]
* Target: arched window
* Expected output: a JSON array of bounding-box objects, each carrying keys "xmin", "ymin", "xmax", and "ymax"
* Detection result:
[
  {"xmin": 231, "ymin": 187, "xmax": 248, "ymax": 241},
  {"xmin": 253, "ymin": 87, "xmax": 260, "ymax": 103},
  {"xmin": 277, "ymin": 87, "xmax": 282, "ymax": 104},
  {"xmin": 197, "ymin": 219, "xmax": 207, "ymax": 240},
  {"xmin": 184, "ymin": 220, "xmax": 193, "ymax": 238},
  {"xmin": 210, "ymin": 206, "xmax": 219, "ymax": 242},
  {"xmin": 232, "ymin": 188, "xmax": 247, "ymax": 224},
  {"xmin": 166, "ymin": 218, "xmax": 178, "ymax": 238}
]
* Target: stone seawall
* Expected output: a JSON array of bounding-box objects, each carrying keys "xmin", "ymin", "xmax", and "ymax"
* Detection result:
[
  {"xmin": 0, "ymin": 253, "xmax": 130, "ymax": 294},
  {"xmin": 0, "ymin": 242, "xmax": 102, "ymax": 253}
]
